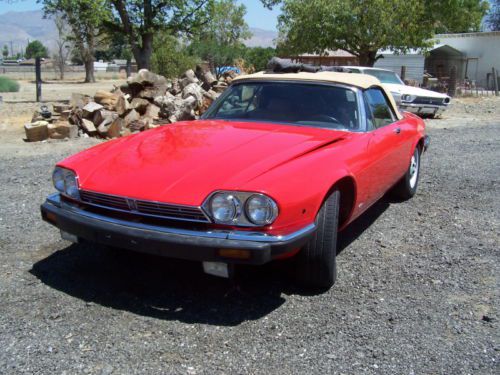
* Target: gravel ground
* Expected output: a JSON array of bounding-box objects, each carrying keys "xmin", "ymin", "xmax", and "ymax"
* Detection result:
[{"xmin": 0, "ymin": 97, "xmax": 499, "ymax": 374}]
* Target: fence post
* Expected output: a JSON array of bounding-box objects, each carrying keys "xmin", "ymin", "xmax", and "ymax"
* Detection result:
[
  {"xmin": 493, "ymin": 67, "xmax": 499, "ymax": 96},
  {"xmin": 400, "ymin": 66, "xmax": 406, "ymax": 81},
  {"xmin": 35, "ymin": 57, "xmax": 42, "ymax": 102},
  {"xmin": 448, "ymin": 65, "xmax": 457, "ymax": 97}
]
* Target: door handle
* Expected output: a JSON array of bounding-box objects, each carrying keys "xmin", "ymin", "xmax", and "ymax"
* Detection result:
[{"xmin": 394, "ymin": 127, "xmax": 401, "ymax": 134}]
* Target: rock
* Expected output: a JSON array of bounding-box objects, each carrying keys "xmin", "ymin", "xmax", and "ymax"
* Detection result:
[
  {"xmin": 162, "ymin": 96, "xmax": 197, "ymax": 122},
  {"xmin": 115, "ymin": 95, "xmax": 130, "ymax": 116},
  {"xmin": 48, "ymin": 121, "xmax": 78, "ymax": 139},
  {"xmin": 123, "ymin": 109, "xmax": 140, "ymax": 127},
  {"xmin": 59, "ymin": 110, "xmax": 72, "ymax": 121},
  {"xmin": 93, "ymin": 109, "xmax": 117, "ymax": 127},
  {"xmin": 99, "ymin": 117, "xmax": 124, "ymax": 138},
  {"xmin": 182, "ymin": 82, "xmax": 204, "ymax": 107},
  {"xmin": 179, "ymin": 69, "xmax": 199, "ymax": 90},
  {"xmin": 144, "ymin": 103, "xmax": 160, "ymax": 120},
  {"xmin": 53, "ymin": 104, "xmax": 72, "ymax": 113},
  {"xmin": 213, "ymin": 83, "xmax": 228, "ymax": 93},
  {"xmin": 81, "ymin": 118, "xmax": 97, "ymax": 135},
  {"xmin": 128, "ymin": 119, "xmax": 148, "ymax": 132},
  {"xmin": 71, "ymin": 93, "xmax": 92, "ymax": 109},
  {"xmin": 130, "ymin": 98, "xmax": 150, "ymax": 114},
  {"xmin": 24, "ymin": 121, "xmax": 49, "ymax": 142},
  {"xmin": 94, "ymin": 90, "xmax": 120, "ymax": 110},
  {"xmin": 82, "ymin": 102, "xmax": 104, "ymax": 118},
  {"xmin": 127, "ymin": 69, "xmax": 167, "ymax": 87}
]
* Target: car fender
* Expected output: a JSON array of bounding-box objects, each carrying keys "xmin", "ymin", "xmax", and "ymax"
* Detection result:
[{"xmin": 240, "ymin": 146, "xmax": 358, "ymax": 236}]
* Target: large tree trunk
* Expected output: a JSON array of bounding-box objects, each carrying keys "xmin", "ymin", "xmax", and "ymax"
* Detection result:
[
  {"xmin": 357, "ymin": 50, "xmax": 379, "ymax": 67},
  {"xmin": 132, "ymin": 33, "xmax": 153, "ymax": 70},
  {"xmin": 84, "ymin": 57, "xmax": 95, "ymax": 83}
]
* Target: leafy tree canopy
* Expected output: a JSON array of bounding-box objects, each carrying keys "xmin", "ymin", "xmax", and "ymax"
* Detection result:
[
  {"xmin": 265, "ymin": 0, "xmax": 489, "ymax": 66},
  {"xmin": 25, "ymin": 40, "xmax": 49, "ymax": 59},
  {"xmin": 189, "ymin": 0, "xmax": 251, "ymax": 76}
]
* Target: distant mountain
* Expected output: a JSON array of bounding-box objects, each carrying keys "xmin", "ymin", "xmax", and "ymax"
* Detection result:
[
  {"xmin": 245, "ymin": 28, "xmax": 278, "ymax": 48},
  {"xmin": 0, "ymin": 10, "xmax": 57, "ymax": 55},
  {"xmin": 0, "ymin": 10, "xmax": 278, "ymax": 56}
]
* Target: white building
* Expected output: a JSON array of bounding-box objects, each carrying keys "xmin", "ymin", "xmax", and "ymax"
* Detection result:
[{"xmin": 374, "ymin": 31, "xmax": 500, "ymax": 87}]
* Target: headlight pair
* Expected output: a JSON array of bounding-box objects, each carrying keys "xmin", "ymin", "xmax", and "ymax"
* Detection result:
[
  {"xmin": 205, "ymin": 191, "xmax": 278, "ymax": 226},
  {"xmin": 52, "ymin": 167, "xmax": 80, "ymax": 200},
  {"xmin": 401, "ymin": 94, "xmax": 416, "ymax": 102}
]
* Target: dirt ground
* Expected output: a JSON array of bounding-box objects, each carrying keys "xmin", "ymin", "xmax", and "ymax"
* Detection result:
[{"xmin": 0, "ymin": 82, "xmax": 499, "ymax": 374}]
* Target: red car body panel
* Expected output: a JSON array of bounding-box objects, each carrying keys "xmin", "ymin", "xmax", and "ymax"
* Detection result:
[{"xmin": 58, "ymin": 113, "xmax": 426, "ymax": 236}]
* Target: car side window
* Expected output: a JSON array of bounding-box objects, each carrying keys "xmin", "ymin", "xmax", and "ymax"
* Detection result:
[
  {"xmin": 216, "ymin": 85, "xmax": 260, "ymax": 118},
  {"xmin": 364, "ymin": 88, "xmax": 396, "ymax": 129}
]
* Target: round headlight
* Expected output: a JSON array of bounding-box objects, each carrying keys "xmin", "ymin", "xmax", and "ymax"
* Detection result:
[
  {"xmin": 245, "ymin": 194, "xmax": 278, "ymax": 225},
  {"xmin": 52, "ymin": 168, "xmax": 65, "ymax": 192},
  {"xmin": 64, "ymin": 172, "xmax": 80, "ymax": 199},
  {"xmin": 210, "ymin": 193, "xmax": 240, "ymax": 223}
]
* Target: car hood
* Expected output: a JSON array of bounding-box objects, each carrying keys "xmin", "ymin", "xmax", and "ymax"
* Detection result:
[
  {"xmin": 60, "ymin": 120, "xmax": 347, "ymax": 205},
  {"xmin": 384, "ymin": 83, "xmax": 449, "ymax": 99}
]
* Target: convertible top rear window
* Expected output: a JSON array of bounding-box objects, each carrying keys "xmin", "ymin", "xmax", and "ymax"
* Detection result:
[{"xmin": 203, "ymin": 82, "xmax": 360, "ymax": 131}]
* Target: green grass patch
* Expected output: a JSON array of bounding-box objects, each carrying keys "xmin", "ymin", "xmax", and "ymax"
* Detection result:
[{"xmin": 0, "ymin": 76, "xmax": 20, "ymax": 93}]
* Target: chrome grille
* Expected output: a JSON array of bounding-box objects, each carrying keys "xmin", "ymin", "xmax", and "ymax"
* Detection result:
[
  {"xmin": 79, "ymin": 190, "xmax": 210, "ymax": 223},
  {"xmin": 412, "ymin": 97, "xmax": 444, "ymax": 105}
]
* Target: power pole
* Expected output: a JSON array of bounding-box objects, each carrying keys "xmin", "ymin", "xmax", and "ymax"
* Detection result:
[{"xmin": 10, "ymin": 41, "xmax": 13, "ymax": 57}]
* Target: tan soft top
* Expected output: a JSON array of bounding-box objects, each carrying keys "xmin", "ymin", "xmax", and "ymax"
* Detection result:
[{"xmin": 233, "ymin": 71, "xmax": 402, "ymax": 119}]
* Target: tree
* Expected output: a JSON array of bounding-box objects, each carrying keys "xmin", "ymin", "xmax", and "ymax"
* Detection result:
[
  {"xmin": 151, "ymin": 34, "xmax": 199, "ymax": 78},
  {"xmin": 2, "ymin": 45, "xmax": 8, "ymax": 59},
  {"xmin": 243, "ymin": 47, "xmax": 276, "ymax": 71},
  {"xmin": 108, "ymin": 0, "xmax": 212, "ymax": 71},
  {"xmin": 42, "ymin": 0, "xmax": 110, "ymax": 83},
  {"xmin": 25, "ymin": 40, "xmax": 49, "ymax": 59},
  {"xmin": 189, "ymin": 0, "xmax": 250, "ymax": 77},
  {"xmin": 266, "ymin": 0, "xmax": 489, "ymax": 66},
  {"xmin": 487, "ymin": 0, "xmax": 500, "ymax": 30},
  {"xmin": 53, "ymin": 14, "xmax": 71, "ymax": 80}
]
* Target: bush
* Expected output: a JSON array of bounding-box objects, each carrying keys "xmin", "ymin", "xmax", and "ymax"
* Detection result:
[
  {"xmin": 151, "ymin": 34, "xmax": 200, "ymax": 78},
  {"xmin": 0, "ymin": 76, "xmax": 20, "ymax": 92}
]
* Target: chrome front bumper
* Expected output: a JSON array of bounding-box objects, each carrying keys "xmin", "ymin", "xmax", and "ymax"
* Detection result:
[
  {"xmin": 400, "ymin": 103, "xmax": 448, "ymax": 116},
  {"xmin": 41, "ymin": 193, "xmax": 316, "ymax": 264}
]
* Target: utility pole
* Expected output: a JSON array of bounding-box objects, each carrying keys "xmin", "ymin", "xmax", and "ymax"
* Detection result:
[
  {"xmin": 35, "ymin": 57, "xmax": 42, "ymax": 102},
  {"xmin": 10, "ymin": 41, "xmax": 13, "ymax": 57}
]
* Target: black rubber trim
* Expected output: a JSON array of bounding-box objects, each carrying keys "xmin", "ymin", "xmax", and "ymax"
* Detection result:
[{"xmin": 41, "ymin": 201, "xmax": 313, "ymax": 265}]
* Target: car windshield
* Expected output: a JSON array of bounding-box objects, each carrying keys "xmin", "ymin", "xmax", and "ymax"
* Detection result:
[
  {"xmin": 203, "ymin": 82, "xmax": 360, "ymax": 131},
  {"xmin": 363, "ymin": 70, "xmax": 404, "ymax": 84}
]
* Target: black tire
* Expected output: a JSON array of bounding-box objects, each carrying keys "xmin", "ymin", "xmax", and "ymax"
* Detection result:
[
  {"xmin": 392, "ymin": 146, "xmax": 421, "ymax": 200},
  {"xmin": 295, "ymin": 190, "xmax": 340, "ymax": 289}
]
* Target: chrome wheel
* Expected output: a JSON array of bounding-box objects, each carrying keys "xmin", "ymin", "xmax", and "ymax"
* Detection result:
[{"xmin": 409, "ymin": 149, "xmax": 419, "ymax": 188}]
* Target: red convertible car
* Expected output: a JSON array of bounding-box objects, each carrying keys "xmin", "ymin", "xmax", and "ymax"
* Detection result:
[{"xmin": 41, "ymin": 71, "xmax": 429, "ymax": 289}]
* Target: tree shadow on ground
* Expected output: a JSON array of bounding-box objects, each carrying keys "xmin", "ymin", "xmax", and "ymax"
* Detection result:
[{"xmin": 30, "ymin": 197, "xmax": 391, "ymax": 326}]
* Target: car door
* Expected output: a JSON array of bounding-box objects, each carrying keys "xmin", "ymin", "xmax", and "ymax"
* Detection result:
[{"xmin": 363, "ymin": 87, "xmax": 409, "ymax": 202}]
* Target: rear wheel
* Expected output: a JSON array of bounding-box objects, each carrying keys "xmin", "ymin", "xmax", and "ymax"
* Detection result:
[
  {"xmin": 295, "ymin": 190, "xmax": 340, "ymax": 289},
  {"xmin": 393, "ymin": 146, "xmax": 421, "ymax": 200}
]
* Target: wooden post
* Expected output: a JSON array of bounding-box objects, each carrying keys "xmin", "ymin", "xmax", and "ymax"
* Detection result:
[
  {"xmin": 400, "ymin": 66, "xmax": 406, "ymax": 81},
  {"xmin": 126, "ymin": 59, "xmax": 131, "ymax": 78},
  {"xmin": 493, "ymin": 67, "xmax": 499, "ymax": 96},
  {"xmin": 448, "ymin": 65, "xmax": 457, "ymax": 97},
  {"xmin": 35, "ymin": 57, "xmax": 42, "ymax": 102}
]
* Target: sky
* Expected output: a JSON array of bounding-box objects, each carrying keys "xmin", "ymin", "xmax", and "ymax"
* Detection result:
[{"xmin": 0, "ymin": 0, "xmax": 281, "ymax": 30}]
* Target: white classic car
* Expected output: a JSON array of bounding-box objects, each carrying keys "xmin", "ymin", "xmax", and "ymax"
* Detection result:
[{"xmin": 343, "ymin": 66, "xmax": 451, "ymax": 118}]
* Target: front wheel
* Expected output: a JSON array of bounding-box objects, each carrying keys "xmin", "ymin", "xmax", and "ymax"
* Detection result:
[
  {"xmin": 294, "ymin": 190, "xmax": 340, "ymax": 289},
  {"xmin": 392, "ymin": 146, "xmax": 421, "ymax": 200}
]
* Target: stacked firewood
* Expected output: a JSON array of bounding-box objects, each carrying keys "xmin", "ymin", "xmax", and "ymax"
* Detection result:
[{"xmin": 24, "ymin": 67, "xmax": 238, "ymax": 142}]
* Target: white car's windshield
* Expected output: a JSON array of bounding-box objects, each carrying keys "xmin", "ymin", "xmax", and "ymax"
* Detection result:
[
  {"xmin": 203, "ymin": 82, "xmax": 360, "ymax": 131},
  {"xmin": 363, "ymin": 70, "xmax": 404, "ymax": 85}
]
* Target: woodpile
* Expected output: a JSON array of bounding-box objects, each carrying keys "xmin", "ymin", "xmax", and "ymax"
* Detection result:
[{"xmin": 24, "ymin": 67, "xmax": 238, "ymax": 142}]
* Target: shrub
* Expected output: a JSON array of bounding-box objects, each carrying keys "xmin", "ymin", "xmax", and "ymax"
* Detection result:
[
  {"xmin": 151, "ymin": 34, "xmax": 199, "ymax": 79},
  {"xmin": 0, "ymin": 76, "xmax": 20, "ymax": 92}
]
